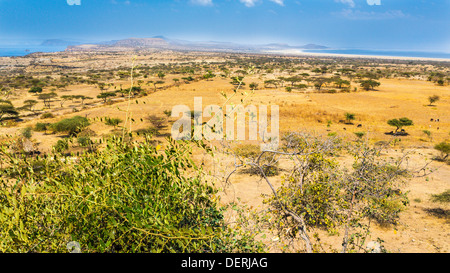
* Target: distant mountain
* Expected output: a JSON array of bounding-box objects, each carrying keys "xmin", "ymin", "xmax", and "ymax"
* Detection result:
[
  {"xmin": 299, "ymin": 44, "xmax": 329, "ymax": 50},
  {"xmin": 41, "ymin": 39, "xmax": 82, "ymax": 46},
  {"xmin": 112, "ymin": 38, "xmax": 169, "ymax": 47},
  {"xmin": 65, "ymin": 37, "xmax": 328, "ymax": 54}
]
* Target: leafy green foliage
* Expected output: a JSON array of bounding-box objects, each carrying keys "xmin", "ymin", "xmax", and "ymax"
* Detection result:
[
  {"xmin": 0, "ymin": 137, "xmax": 262, "ymax": 253},
  {"xmin": 434, "ymin": 142, "xmax": 450, "ymax": 161},
  {"xmin": 360, "ymin": 80, "xmax": 381, "ymax": 91},
  {"xmin": 0, "ymin": 100, "xmax": 19, "ymax": 121},
  {"xmin": 51, "ymin": 116, "xmax": 90, "ymax": 136},
  {"xmin": 21, "ymin": 127, "xmax": 33, "ymax": 139},
  {"xmin": 345, "ymin": 113, "xmax": 356, "ymax": 124},
  {"xmin": 97, "ymin": 92, "xmax": 116, "ymax": 103},
  {"xmin": 34, "ymin": 122, "xmax": 51, "ymax": 132},
  {"xmin": 254, "ymin": 133, "xmax": 409, "ymax": 252},
  {"xmin": 53, "ymin": 139, "xmax": 69, "ymax": 152},
  {"xmin": 40, "ymin": 112, "xmax": 55, "ymax": 119},
  {"xmin": 77, "ymin": 136, "xmax": 93, "ymax": 147},
  {"xmin": 428, "ymin": 95, "xmax": 440, "ymax": 106},
  {"xmin": 104, "ymin": 117, "xmax": 122, "ymax": 128},
  {"xmin": 387, "ymin": 117, "xmax": 413, "ymax": 133},
  {"xmin": 28, "ymin": 86, "xmax": 43, "ymax": 94},
  {"xmin": 431, "ymin": 190, "xmax": 450, "ymax": 203}
]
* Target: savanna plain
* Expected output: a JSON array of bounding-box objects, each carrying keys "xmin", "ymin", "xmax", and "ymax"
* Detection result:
[{"xmin": 0, "ymin": 49, "xmax": 448, "ymax": 253}]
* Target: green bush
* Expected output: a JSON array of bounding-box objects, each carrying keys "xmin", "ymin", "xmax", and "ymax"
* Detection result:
[
  {"xmin": 431, "ymin": 190, "xmax": 450, "ymax": 203},
  {"xmin": 34, "ymin": 122, "xmax": 51, "ymax": 132},
  {"xmin": 53, "ymin": 139, "xmax": 69, "ymax": 152},
  {"xmin": 40, "ymin": 113, "xmax": 55, "ymax": 119},
  {"xmin": 104, "ymin": 117, "xmax": 122, "ymax": 128},
  {"xmin": 28, "ymin": 86, "xmax": 43, "ymax": 94},
  {"xmin": 0, "ymin": 137, "xmax": 262, "ymax": 253},
  {"xmin": 77, "ymin": 136, "xmax": 92, "ymax": 147},
  {"xmin": 434, "ymin": 142, "xmax": 450, "ymax": 161},
  {"xmin": 21, "ymin": 127, "xmax": 33, "ymax": 139},
  {"xmin": 51, "ymin": 116, "xmax": 90, "ymax": 136}
]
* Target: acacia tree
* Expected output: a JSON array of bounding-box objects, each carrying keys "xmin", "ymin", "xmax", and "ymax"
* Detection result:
[
  {"xmin": 23, "ymin": 100, "xmax": 38, "ymax": 112},
  {"xmin": 334, "ymin": 78, "xmax": 351, "ymax": 89},
  {"xmin": 97, "ymin": 92, "xmax": 116, "ymax": 103},
  {"xmin": 157, "ymin": 71, "xmax": 165, "ymax": 79},
  {"xmin": 428, "ymin": 95, "xmax": 440, "ymax": 106},
  {"xmin": 286, "ymin": 76, "xmax": 302, "ymax": 87},
  {"xmin": 0, "ymin": 100, "xmax": 19, "ymax": 121},
  {"xmin": 153, "ymin": 81, "xmax": 165, "ymax": 91},
  {"xmin": 263, "ymin": 79, "xmax": 278, "ymax": 89},
  {"xmin": 387, "ymin": 117, "xmax": 414, "ymax": 134},
  {"xmin": 313, "ymin": 77, "xmax": 329, "ymax": 91},
  {"xmin": 360, "ymin": 80, "xmax": 381, "ymax": 91},
  {"xmin": 73, "ymin": 95, "xmax": 92, "ymax": 106},
  {"xmin": 38, "ymin": 92, "xmax": 58, "ymax": 109}
]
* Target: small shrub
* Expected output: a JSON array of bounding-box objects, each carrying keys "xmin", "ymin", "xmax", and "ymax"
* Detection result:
[
  {"xmin": 53, "ymin": 139, "xmax": 69, "ymax": 153},
  {"xmin": 431, "ymin": 190, "xmax": 450, "ymax": 203},
  {"xmin": 21, "ymin": 127, "xmax": 33, "ymax": 139},
  {"xmin": 354, "ymin": 132, "xmax": 365, "ymax": 139},
  {"xmin": 434, "ymin": 142, "xmax": 450, "ymax": 161},
  {"xmin": 41, "ymin": 112, "xmax": 55, "ymax": 119},
  {"xmin": 104, "ymin": 117, "xmax": 122, "ymax": 128},
  {"xmin": 77, "ymin": 128, "xmax": 96, "ymax": 138},
  {"xmin": 34, "ymin": 123, "xmax": 50, "ymax": 132},
  {"xmin": 147, "ymin": 115, "xmax": 167, "ymax": 129},
  {"xmin": 77, "ymin": 136, "xmax": 92, "ymax": 147},
  {"xmin": 51, "ymin": 116, "xmax": 90, "ymax": 136},
  {"xmin": 234, "ymin": 143, "xmax": 279, "ymax": 177},
  {"xmin": 135, "ymin": 127, "xmax": 158, "ymax": 136},
  {"xmin": 2, "ymin": 120, "xmax": 17, "ymax": 127}
]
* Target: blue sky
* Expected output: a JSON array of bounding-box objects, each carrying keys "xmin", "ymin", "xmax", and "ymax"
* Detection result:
[{"xmin": 0, "ymin": 0, "xmax": 449, "ymax": 52}]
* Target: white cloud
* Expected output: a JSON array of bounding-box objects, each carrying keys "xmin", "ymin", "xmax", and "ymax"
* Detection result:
[
  {"xmin": 269, "ymin": 0, "xmax": 284, "ymax": 6},
  {"xmin": 367, "ymin": 0, "xmax": 381, "ymax": 6},
  {"xmin": 239, "ymin": 0, "xmax": 259, "ymax": 7},
  {"xmin": 190, "ymin": 0, "xmax": 213, "ymax": 6},
  {"xmin": 335, "ymin": 0, "xmax": 355, "ymax": 8},
  {"xmin": 337, "ymin": 9, "xmax": 408, "ymax": 20}
]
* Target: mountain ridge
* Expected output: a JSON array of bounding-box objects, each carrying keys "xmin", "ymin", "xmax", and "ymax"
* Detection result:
[{"xmin": 65, "ymin": 37, "xmax": 328, "ymax": 53}]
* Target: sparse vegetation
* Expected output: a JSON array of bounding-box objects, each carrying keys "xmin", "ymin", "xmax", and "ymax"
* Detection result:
[{"xmin": 0, "ymin": 49, "xmax": 448, "ymax": 253}]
